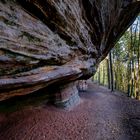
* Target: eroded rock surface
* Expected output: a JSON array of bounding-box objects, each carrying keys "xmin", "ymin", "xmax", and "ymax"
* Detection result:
[{"xmin": 0, "ymin": 0, "xmax": 140, "ymax": 105}]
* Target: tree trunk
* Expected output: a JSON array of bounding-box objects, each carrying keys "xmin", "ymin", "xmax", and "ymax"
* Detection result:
[
  {"xmin": 107, "ymin": 58, "xmax": 111, "ymax": 89},
  {"xmin": 109, "ymin": 52, "xmax": 114, "ymax": 91},
  {"xmin": 136, "ymin": 17, "xmax": 140, "ymax": 100}
]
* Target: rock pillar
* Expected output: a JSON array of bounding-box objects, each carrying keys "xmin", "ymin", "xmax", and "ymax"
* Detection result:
[
  {"xmin": 54, "ymin": 82, "xmax": 80, "ymax": 108},
  {"xmin": 77, "ymin": 80, "xmax": 88, "ymax": 92}
]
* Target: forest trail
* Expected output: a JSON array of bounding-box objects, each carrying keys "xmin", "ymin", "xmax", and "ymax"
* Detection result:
[{"xmin": 0, "ymin": 83, "xmax": 140, "ymax": 140}]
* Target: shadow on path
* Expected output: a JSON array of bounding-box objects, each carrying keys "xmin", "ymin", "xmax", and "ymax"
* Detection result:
[{"xmin": 0, "ymin": 83, "xmax": 140, "ymax": 140}]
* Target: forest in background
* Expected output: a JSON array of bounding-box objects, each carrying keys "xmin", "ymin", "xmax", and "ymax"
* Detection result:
[{"xmin": 93, "ymin": 16, "xmax": 140, "ymax": 100}]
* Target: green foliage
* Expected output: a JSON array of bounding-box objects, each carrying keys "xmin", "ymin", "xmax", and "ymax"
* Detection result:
[{"xmin": 93, "ymin": 16, "xmax": 140, "ymax": 100}]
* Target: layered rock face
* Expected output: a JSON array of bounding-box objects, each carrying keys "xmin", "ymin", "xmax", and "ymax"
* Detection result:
[{"xmin": 0, "ymin": 0, "xmax": 140, "ymax": 106}]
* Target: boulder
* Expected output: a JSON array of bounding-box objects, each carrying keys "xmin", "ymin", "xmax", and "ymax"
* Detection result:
[{"xmin": 0, "ymin": 0, "xmax": 140, "ymax": 106}]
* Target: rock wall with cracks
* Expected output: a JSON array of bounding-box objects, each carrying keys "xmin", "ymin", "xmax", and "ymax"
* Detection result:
[{"xmin": 0, "ymin": 0, "xmax": 140, "ymax": 106}]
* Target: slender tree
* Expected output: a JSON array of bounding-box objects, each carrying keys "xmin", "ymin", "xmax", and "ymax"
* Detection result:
[{"xmin": 109, "ymin": 51, "xmax": 114, "ymax": 91}]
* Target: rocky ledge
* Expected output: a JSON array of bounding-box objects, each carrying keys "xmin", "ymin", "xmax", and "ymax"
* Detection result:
[{"xmin": 0, "ymin": 0, "xmax": 140, "ymax": 107}]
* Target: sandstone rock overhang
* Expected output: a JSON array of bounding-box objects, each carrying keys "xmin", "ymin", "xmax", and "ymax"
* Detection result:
[{"xmin": 0, "ymin": 0, "xmax": 140, "ymax": 104}]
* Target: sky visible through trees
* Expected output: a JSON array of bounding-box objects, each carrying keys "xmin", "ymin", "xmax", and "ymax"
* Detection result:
[{"xmin": 93, "ymin": 15, "xmax": 140, "ymax": 100}]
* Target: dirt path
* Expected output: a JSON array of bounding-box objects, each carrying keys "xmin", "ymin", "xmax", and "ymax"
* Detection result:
[{"xmin": 0, "ymin": 83, "xmax": 140, "ymax": 140}]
